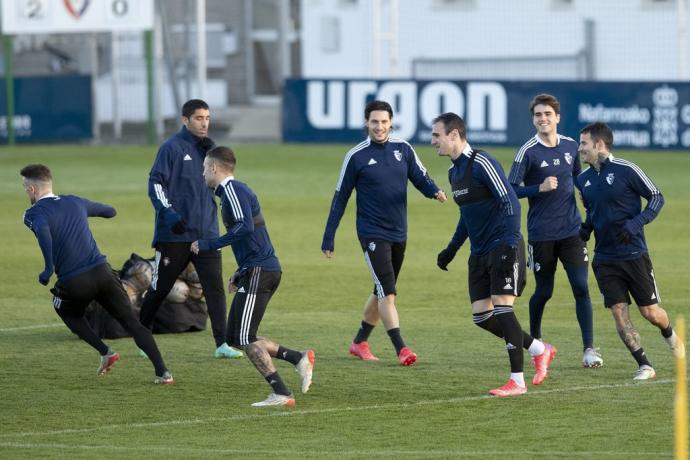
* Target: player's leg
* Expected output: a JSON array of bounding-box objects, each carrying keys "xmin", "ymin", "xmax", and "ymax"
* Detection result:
[
  {"xmin": 139, "ymin": 242, "xmax": 190, "ymax": 330},
  {"xmin": 593, "ymin": 259, "xmax": 655, "ymax": 379},
  {"xmin": 560, "ymin": 235, "xmax": 596, "ymax": 353},
  {"xmin": 363, "ymin": 240, "xmax": 414, "ymax": 363},
  {"xmin": 231, "ymin": 269, "xmax": 294, "ymax": 406},
  {"xmin": 527, "ymin": 240, "xmax": 557, "ymax": 340},
  {"xmin": 51, "ymin": 271, "xmax": 120, "ymax": 375},
  {"xmin": 629, "ymin": 255, "xmax": 685, "ymax": 358},
  {"xmin": 192, "ymin": 248, "xmax": 231, "ymax": 351},
  {"xmin": 94, "ymin": 264, "xmax": 169, "ymax": 379},
  {"xmin": 349, "ymin": 293, "xmax": 381, "ymax": 361}
]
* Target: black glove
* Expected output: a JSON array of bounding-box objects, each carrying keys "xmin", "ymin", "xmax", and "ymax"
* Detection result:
[
  {"xmin": 617, "ymin": 227, "xmax": 633, "ymax": 245},
  {"xmin": 617, "ymin": 219, "xmax": 641, "ymax": 245},
  {"xmin": 437, "ymin": 243, "xmax": 460, "ymax": 271},
  {"xmin": 579, "ymin": 222, "xmax": 593, "ymax": 242},
  {"xmin": 38, "ymin": 270, "xmax": 51, "ymax": 286},
  {"xmin": 171, "ymin": 218, "xmax": 187, "ymax": 235}
]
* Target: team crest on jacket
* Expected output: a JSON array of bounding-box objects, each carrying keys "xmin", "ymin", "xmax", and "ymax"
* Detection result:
[
  {"xmin": 606, "ymin": 173, "xmax": 615, "ymax": 185},
  {"xmin": 368, "ymin": 242, "xmax": 376, "ymax": 252},
  {"xmin": 564, "ymin": 152, "xmax": 572, "ymax": 165},
  {"xmin": 393, "ymin": 150, "xmax": 402, "ymax": 161}
]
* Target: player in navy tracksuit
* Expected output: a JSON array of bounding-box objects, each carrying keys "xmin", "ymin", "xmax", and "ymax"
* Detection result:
[
  {"xmin": 321, "ymin": 100, "xmax": 447, "ymax": 366},
  {"xmin": 192, "ymin": 147, "xmax": 314, "ymax": 407},
  {"xmin": 576, "ymin": 122, "xmax": 684, "ymax": 380},
  {"xmin": 508, "ymin": 94, "xmax": 601, "ymax": 368},
  {"xmin": 141, "ymin": 99, "xmax": 241, "ymax": 359},
  {"xmin": 431, "ymin": 112, "xmax": 555, "ymax": 397},
  {"xmin": 20, "ymin": 164, "xmax": 172, "ymax": 384}
]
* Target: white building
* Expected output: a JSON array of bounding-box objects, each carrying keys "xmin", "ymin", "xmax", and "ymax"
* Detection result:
[{"xmin": 301, "ymin": 0, "xmax": 689, "ymax": 81}]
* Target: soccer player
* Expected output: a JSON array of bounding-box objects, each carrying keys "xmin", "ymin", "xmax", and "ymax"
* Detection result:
[
  {"xmin": 321, "ymin": 100, "xmax": 447, "ymax": 366},
  {"xmin": 431, "ymin": 112, "xmax": 555, "ymax": 396},
  {"xmin": 191, "ymin": 146, "xmax": 314, "ymax": 407},
  {"xmin": 508, "ymin": 94, "xmax": 602, "ymax": 368},
  {"xmin": 576, "ymin": 122, "xmax": 684, "ymax": 380},
  {"xmin": 21, "ymin": 164, "xmax": 173, "ymax": 384},
  {"xmin": 140, "ymin": 99, "xmax": 241, "ymax": 359}
]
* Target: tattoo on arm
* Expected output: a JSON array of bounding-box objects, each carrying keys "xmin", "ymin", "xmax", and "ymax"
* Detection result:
[{"xmin": 245, "ymin": 342, "xmax": 276, "ymax": 378}]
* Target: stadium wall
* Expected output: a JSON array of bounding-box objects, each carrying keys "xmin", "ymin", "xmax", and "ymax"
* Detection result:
[{"xmin": 282, "ymin": 78, "xmax": 688, "ymax": 149}]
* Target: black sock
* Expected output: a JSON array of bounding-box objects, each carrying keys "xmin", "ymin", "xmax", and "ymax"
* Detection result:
[
  {"xmin": 632, "ymin": 348, "xmax": 652, "ymax": 367},
  {"xmin": 276, "ymin": 346, "xmax": 302, "ymax": 366},
  {"xmin": 387, "ymin": 328, "xmax": 406, "ymax": 355},
  {"xmin": 473, "ymin": 310, "xmax": 503, "ymax": 338},
  {"xmin": 265, "ymin": 372, "xmax": 291, "ymax": 396},
  {"xmin": 661, "ymin": 325, "xmax": 673, "ymax": 338},
  {"xmin": 354, "ymin": 321, "xmax": 375, "ymax": 344},
  {"xmin": 473, "ymin": 310, "xmax": 535, "ymax": 349},
  {"xmin": 493, "ymin": 305, "xmax": 524, "ymax": 373}
]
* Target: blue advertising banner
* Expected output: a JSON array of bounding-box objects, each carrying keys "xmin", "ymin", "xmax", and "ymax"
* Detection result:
[
  {"xmin": 0, "ymin": 75, "xmax": 92, "ymax": 143},
  {"xmin": 282, "ymin": 78, "xmax": 688, "ymax": 149}
]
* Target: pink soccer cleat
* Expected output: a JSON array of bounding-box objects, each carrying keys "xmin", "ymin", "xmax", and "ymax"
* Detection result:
[{"xmin": 349, "ymin": 341, "xmax": 379, "ymax": 361}]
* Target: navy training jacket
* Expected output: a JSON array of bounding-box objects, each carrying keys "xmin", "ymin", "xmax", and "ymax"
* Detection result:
[{"xmin": 148, "ymin": 126, "xmax": 220, "ymax": 246}]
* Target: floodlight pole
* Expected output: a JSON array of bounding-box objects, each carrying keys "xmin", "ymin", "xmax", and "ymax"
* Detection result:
[
  {"xmin": 678, "ymin": 0, "xmax": 688, "ymax": 79},
  {"xmin": 196, "ymin": 0, "xmax": 207, "ymax": 101},
  {"xmin": 145, "ymin": 29, "xmax": 156, "ymax": 145},
  {"xmin": 3, "ymin": 34, "xmax": 15, "ymax": 146}
]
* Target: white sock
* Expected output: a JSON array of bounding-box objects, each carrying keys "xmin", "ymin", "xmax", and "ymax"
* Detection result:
[
  {"xmin": 510, "ymin": 372, "xmax": 525, "ymax": 387},
  {"xmin": 528, "ymin": 339, "xmax": 546, "ymax": 357}
]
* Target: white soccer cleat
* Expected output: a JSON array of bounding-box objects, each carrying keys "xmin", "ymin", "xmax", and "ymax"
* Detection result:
[
  {"xmin": 295, "ymin": 350, "xmax": 315, "ymax": 394},
  {"xmin": 251, "ymin": 393, "xmax": 296, "ymax": 407},
  {"xmin": 664, "ymin": 332, "xmax": 686, "ymax": 359},
  {"xmin": 582, "ymin": 348, "xmax": 603, "ymax": 368},
  {"xmin": 633, "ymin": 365, "xmax": 656, "ymax": 381}
]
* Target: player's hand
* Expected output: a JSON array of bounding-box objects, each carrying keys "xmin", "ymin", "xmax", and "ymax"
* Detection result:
[
  {"xmin": 322, "ymin": 250, "xmax": 334, "ymax": 258},
  {"xmin": 617, "ymin": 219, "xmax": 642, "ymax": 245},
  {"xmin": 539, "ymin": 176, "xmax": 558, "ymax": 192},
  {"xmin": 435, "ymin": 190, "xmax": 448, "ymax": 203},
  {"xmin": 190, "ymin": 241, "xmax": 200, "ymax": 254},
  {"xmin": 437, "ymin": 243, "xmax": 460, "ymax": 271},
  {"xmin": 38, "ymin": 271, "xmax": 51, "ymax": 286},
  {"xmin": 171, "ymin": 218, "xmax": 187, "ymax": 235},
  {"xmin": 228, "ymin": 272, "xmax": 240, "ymax": 293},
  {"xmin": 579, "ymin": 222, "xmax": 593, "ymax": 242}
]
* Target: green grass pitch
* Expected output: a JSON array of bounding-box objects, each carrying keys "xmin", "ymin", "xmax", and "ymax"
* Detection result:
[{"xmin": 0, "ymin": 143, "xmax": 688, "ymax": 458}]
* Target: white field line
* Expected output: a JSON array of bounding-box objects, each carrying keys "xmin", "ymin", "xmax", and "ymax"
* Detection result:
[
  {"xmin": 1, "ymin": 378, "xmax": 678, "ymax": 439},
  {"xmin": 0, "ymin": 442, "xmax": 671, "ymax": 458},
  {"xmin": 0, "ymin": 323, "xmax": 63, "ymax": 332}
]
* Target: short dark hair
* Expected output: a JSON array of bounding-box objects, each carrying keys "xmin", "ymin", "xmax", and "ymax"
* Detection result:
[
  {"xmin": 206, "ymin": 146, "xmax": 236, "ymax": 171},
  {"xmin": 20, "ymin": 164, "xmax": 52, "ymax": 182},
  {"xmin": 364, "ymin": 100, "xmax": 393, "ymax": 120},
  {"xmin": 580, "ymin": 122, "xmax": 613, "ymax": 150},
  {"xmin": 530, "ymin": 93, "xmax": 560, "ymax": 115},
  {"xmin": 432, "ymin": 112, "xmax": 467, "ymax": 140},
  {"xmin": 182, "ymin": 99, "xmax": 210, "ymax": 118}
]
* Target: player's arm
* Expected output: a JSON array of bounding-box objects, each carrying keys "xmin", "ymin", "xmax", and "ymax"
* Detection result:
[
  {"xmin": 479, "ymin": 156, "xmax": 521, "ymax": 242},
  {"xmin": 508, "ymin": 150, "xmax": 541, "ymax": 198},
  {"xmin": 148, "ymin": 145, "xmax": 186, "ymax": 234},
  {"xmin": 575, "ymin": 176, "xmax": 593, "ymax": 241},
  {"xmin": 80, "ymin": 197, "xmax": 116, "ymax": 218},
  {"xmin": 406, "ymin": 144, "xmax": 444, "ymax": 201},
  {"xmin": 197, "ymin": 185, "xmax": 253, "ymax": 251},
  {"xmin": 321, "ymin": 154, "xmax": 356, "ymax": 255},
  {"xmin": 23, "ymin": 212, "xmax": 54, "ymax": 285},
  {"xmin": 437, "ymin": 212, "xmax": 468, "ymax": 270},
  {"xmin": 621, "ymin": 166, "xmax": 665, "ymax": 239}
]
